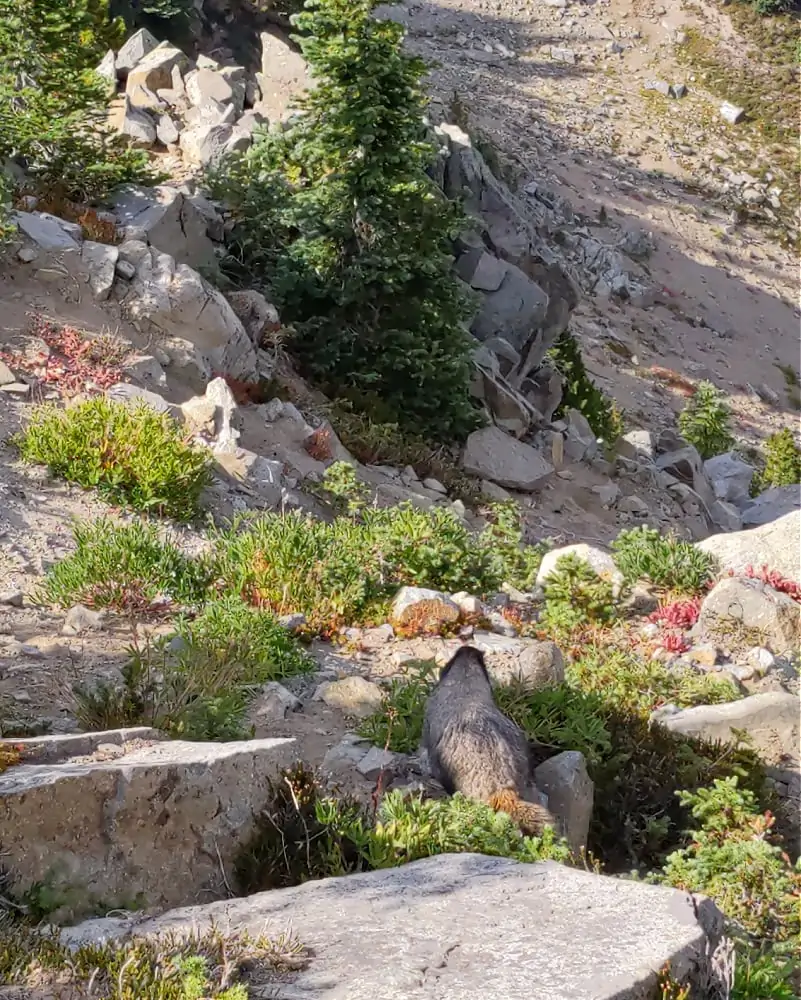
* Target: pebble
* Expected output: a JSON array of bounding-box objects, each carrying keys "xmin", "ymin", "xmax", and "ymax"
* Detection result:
[
  {"xmin": 720, "ymin": 102, "xmax": 745, "ymax": 125},
  {"xmin": 0, "ymin": 590, "xmax": 24, "ymax": 608}
]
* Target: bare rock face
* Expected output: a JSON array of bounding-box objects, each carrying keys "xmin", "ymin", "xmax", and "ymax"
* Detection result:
[
  {"xmin": 694, "ymin": 576, "xmax": 801, "ymax": 656},
  {"xmin": 0, "ymin": 734, "xmax": 298, "ymax": 916},
  {"xmin": 63, "ymin": 854, "xmax": 724, "ymax": 1000}
]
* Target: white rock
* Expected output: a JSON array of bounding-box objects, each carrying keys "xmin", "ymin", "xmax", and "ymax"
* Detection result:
[
  {"xmin": 80, "ymin": 240, "xmax": 119, "ymax": 301},
  {"xmin": 111, "ymin": 185, "xmax": 216, "ymax": 272},
  {"xmin": 697, "ymin": 510, "xmax": 800, "ymax": 583}
]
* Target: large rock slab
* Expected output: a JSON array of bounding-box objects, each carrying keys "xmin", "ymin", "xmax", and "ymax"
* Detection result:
[
  {"xmin": 655, "ymin": 691, "xmax": 799, "ymax": 762},
  {"xmin": 462, "ymin": 425, "xmax": 554, "ymax": 490},
  {"xmin": 65, "ymin": 854, "xmax": 724, "ymax": 999},
  {"xmin": 694, "ymin": 576, "xmax": 800, "ymax": 656},
  {"xmin": 740, "ymin": 484, "xmax": 801, "ymax": 527},
  {"xmin": 256, "ymin": 30, "xmax": 312, "ymax": 122},
  {"xmin": 696, "ymin": 510, "xmax": 800, "ymax": 583},
  {"xmin": 0, "ymin": 735, "xmax": 298, "ymax": 914}
]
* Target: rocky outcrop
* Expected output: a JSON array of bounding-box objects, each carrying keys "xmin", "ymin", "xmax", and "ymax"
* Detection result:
[
  {"xmin": 694, "ymin": 576, "xmax": 801, "ymax": 656},
  {"xmin": 696, "ymin": 510, "xmax": 801, "ymax": 583},
  {"xmin": 0, "ymin": 733, "xmax": 299, "ymax": 915},
  {"xmin": 63, "ymin": 854, "xmax": 725, "ymax": 1000}
]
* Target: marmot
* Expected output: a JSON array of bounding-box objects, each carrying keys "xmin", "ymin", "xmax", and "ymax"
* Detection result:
[{"xmin": 420, "ymin": 644, "xmax": 557, "ymax": 837}]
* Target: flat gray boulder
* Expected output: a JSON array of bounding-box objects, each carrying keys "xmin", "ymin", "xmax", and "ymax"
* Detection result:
[
  {"xmin": 0, "ymin": 735, "xmax": 298, "ymax": 915},
  {"xmin": 740, "ymin": 485, "xmax": 801, "ymax": 527},
  {"xmin": 696, "ymin": 510, "xmax": 800, "ymax": 583},
  {"xmin": 462, "ymin": 425, "xmax": 554, "ymax": 491},
  {"xmin": 64, "ymin": 854, "xmax": 723, "ymax": 1000}
]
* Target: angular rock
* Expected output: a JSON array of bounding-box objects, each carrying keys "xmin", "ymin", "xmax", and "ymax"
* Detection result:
[
  {"xmin": 709, "ymin": 499, "xmax": 742, "ymax": 533},
  {"xmin": 472, "ymin": 360, "xmax": 539, "ymax": 437},
  {"xmin": 0, "ymin": 736, "xmax": 298, "ymax": 914},
  {"xmin": 12, "ymin": 211, "xmax": 81, "ymax": 251},
  {"xmin": 617, "ymin": 429, "xmax": 656, "ymax": 463},
  {"xmin": 740, "ymin": 485, "xmax": 801, "ymax": 527},
  {"xmin": 256, "ymin": 30, "xmax": 313, "ymax": 122},
  {"xmin": 534, "ymin": 751, "xmax": 594, "ymax": 855},
  {"xmin": 111, "ymin": 185, "xmax": 216, "ymax": 272},
  {"xmin": 113, "ymin": 96, "xmax": 157, "ymax": 147},
  {"xmin": 694, "ymin": 576, "xmax": 800, "ymax": 656},
  {"xmin": 470, "ymin": 261, "xmax": 549, "ymax": 353},
  {"xmin": 125, "ymin": 42, "xmax": 188, "ymax": 93},
  {"xmin": 391, "ymin": 587, "xmax": 461, "ymax": 630},
  {"xmin": 184, "ymin": 67, "xmax": 236, "ymax": 110},
  {"xmin": 213, "ymin": 449, "xmax": 284, "ymax": 505},
  {"xmin": 107, "ymin": 382, "xmax": 179, "ymax": 418},
  {"xmin": 80, "ymin": 240, "xmax": 119, "ymax": 301},
  {"xmin": 462, "ymin": 426, "xmax": 554, "ymax": 491},
  {"xmin": 319, "ymin": 676, "xmax": 385, "ymax": 719},
  {"xmin": 112, "ymin": 241, "xmax": 258, "ymax": 383},
  {"xmin": 703, "ymin": 451, "xmax": 754, "ymax": 507},
  {"xmin": 456, "ymin": 248, "xmax": 508, "ymax": 292},
  {"xmin": 696, "ymin": 510, "xmax": 800, "ymax": 583},
  {"xmin": 537, "ymin": 543, "xmax": 624, "ymax": 597},
  {"xmin": 179, "ymin": 122, "xmax": 235, "ymax": 166},
  {"xmin": 720, "ymin": 102, "xmax": 745, "ymax": 125},
  {"xmin": 564, "ymin": 408, "xmax": 598, "ymax": 461},
  {"xmin": 356, "ymin": 745, "xmax": 397, "ymax": 781},
  {"xmin": 251, "ymin": 681, "xmax": 302, "ymax": 722},
  {"xmin": 62, "ymin": 604, "xmax": 106, "ymax": 636},
  {"xmin": 63, "ymin": 854, "xmax": 725, "ymax": 999},
  {"xmin": 96, "ymin": 49, "xmax": 118, "ymax": 95},
  {"xmin": 460, "ymin": 635, "xmax": 565, "ymax": 689},
  {"xmin": 115, "ymin": 28, "xmax": 159, "ymax": 76},
  {"xmin": 156, "ymin": 112, "xmax": 181, "ymax": 146},
  {"xmin": 657, "ymin": 692, "xmax": 799, "ymax": 761}
]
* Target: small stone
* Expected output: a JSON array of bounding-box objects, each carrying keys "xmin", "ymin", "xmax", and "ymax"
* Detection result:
[
  {"xmin": 669, "ymin": 83, "xmax": 687, "ymax": 99},
  {"xmin": 62, "ymin": 605, "xmax": 106, "ymax": 636},
  {"xmin": 687, "ymin": 644, "xmax": 719, "ymax": 668},
  {"xmin": 16, "ymin": 247, "xmax": 38, "ymax": 264},
  {"xmin": 744, "ymin": 646, "xmax": 776, "ymax": 675},
  {"xmin": 592, "ymin": 483, "xmax": 620, "ymax": 507},
  {"xmin": 451, "ymin": 592, "xmax": 485, "ymax": 616},
  {"xmin": 252, "ymin": 681, "xmax": 302, "ymax": 722},
  {"xmin": 727, "ymin": 664, "xmax": 754, "ymax": 682},
  {"xmin": 551, "ymin": 47, "xmax": 578, "ymax": 64},
  {"xmin": 319, "ymin": 677, "xmax": 385, "ymax": 719},
  {"xmin": 422, "ymin": 478, "xmax": 447, "ymax": 495},
  {"xmin": 0, "ymin": 589, "xmax": 24, "ymax": 607},
  {"xmin": 12, "ymin": 691, "xmax": 31, "ymax": 703},
  {"xmin": 356, "ymin": 746, "xmax": 396, "ymax": 781},
  {"xmin": 640, "ymin": 622, "xmax": 660, "ymax": 640},
  {"xmin": 115, "ymin": 259, "xmax": 137, "ymax": 281},
  {"xmin": 617, "ymin": 495, "xmax": 649, "ymax": 516},
  {"xmin": 278, "ymin": 613, "xmax": 307, "ymax": 632},
  {"xmin": 644, "ymin": 79, "xmax": 671, "ymax": 97},
  {"xmin": 720, "ymin": 102, "xmax": 745, "ymax": 125}
]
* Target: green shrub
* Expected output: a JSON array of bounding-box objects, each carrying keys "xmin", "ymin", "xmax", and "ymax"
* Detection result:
[
  {"xmin": 73, "ymin": 594, "xmax": 312, "ymax": 738},
  {"xmin": 737, "ymin": 0, "xmax": 793, "ymax": 14},
  {"xmin": 213, "ymin": 500, "xmax": 540, "ymax": 633},
  {"xmin": 208, "ymin": 0, "xmax": 482, "ymax": 442},
  {"xmin": 0, "ymin": 0, "xmax": 154, "ymax": 203},
  {"xmin": 546, "ymin": 330, "xmax": 623, "ymax": 443},
  {"xmin": 357, "ymin": 658, "xmax": 437, "ymax": 753},
  {"xmin": 110, "ymin": 0, "xmax": 194, "ymax": 39},
  {"xmin": 678, "ymin": 380, "xmax": 735, "ymax": 459},
  {"xmin": 611, "ymin": 526, "xmax": 717, "ymax": 594},
  {"xmin": 15, "ymin": 398, "xmax": 212, "ymax": 520},
  {"xmin": 660, "ymin": 777, "xmax": 800, "ymax": 944},
  {"xmin": 753, "ymin": 428, "xmax": 801, "ymax": 493},
  {"xmin": 35, "ymin": 518, "xmax": 212, "ymax": 612},
  {"xmin": 539, "ymin": 554, "xmax": 617, "ymax": 638}
]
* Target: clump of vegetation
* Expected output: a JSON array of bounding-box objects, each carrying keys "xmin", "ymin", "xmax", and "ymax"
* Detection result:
[
  {"xmin": 15, "ymin": 398, "xmax": 211, "ymax": 521},
  {"xmin": 547, "ymin": 330, "xmax": 623, "ymax": 444},
  {"xmin": 235, "ymin": 762, "xmax": 572, "ymax": 895},
  {"xmin": 110, "ymin": 0, "xmax": 194, "ymax": 39},
  {"xmin": 752, "ymin": 428, "xmax": 801, "ymax": 494},
  {"xmin": 660, "ymin": 777, "xmax": 800, "ymax": 1000},
  {"xmin": 737, "ymin": 0, "xmax": 794, "ymax": 15},
  {"xmin": 213, "ymin": 498, "xmax": 540, "ymax": 634},
  {"xmin": 612, "ymin": 526, "xmax": 717, "ymax": 594},
  {"xmin": 0, "ymin": 0, "xmax": 154, "ymax": 204},
  {"xmin": 0, "ymin": 923, "xmax": 306, "ymax": 998},
  {"xmin": 209, "ymin": 0, "xmax": 482, "ymax": 442},
  {"xmin": 678, "ymin": 381, "xmax": 735, "ymax": 459},
  {"xmin": 538, "ymin": 554, "xmax": 617, "ymax": 640},
  {"xmin": 36, "ymin": 518, "xmax": 213, "ymax": 612},
  {"xmin": 73, "ymin": 594, "xmax": 313, "ymax": 739}
]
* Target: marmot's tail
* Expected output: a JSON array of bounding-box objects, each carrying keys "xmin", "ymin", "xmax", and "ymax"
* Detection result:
[{"xmin": 488, "ymin": 789, "xmax": 557, "ymax": 837}]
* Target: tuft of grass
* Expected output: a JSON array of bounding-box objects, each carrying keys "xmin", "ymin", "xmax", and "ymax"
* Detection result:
[
  {"xmin": 538, "ymin": 554, "xmax": 618, "ymax": 641},
  {"xmin": 15, "ymin": 398, "xmax": 211, "ymax": 521},
  {"xmin": 0, "ymin": 922, "xmax": 307, "ymax": 997},
  {"xmin": 35, "ymin": 518, "xmax": 213, "ymax": 613},
  {"xmin": 73, "ymin": 594, "xmax": 313, "ymax": 740},
  {"xmin": 612, "ymin": 526, "xmax": 717, "ymax": 594}
]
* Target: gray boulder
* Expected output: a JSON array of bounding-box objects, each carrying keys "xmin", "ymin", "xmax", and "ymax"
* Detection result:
[
  {"xmin": 740, "ymin": 485, "xmax": 801, "ymax": 527},
  {"xmin": 703, "ymin": 451, "xmax": 754, "ymax": 507},
  {"xmin": 115, "ymin": 28, "xmax": 159, "ymax": 76},
  {"xmin": 63, "ymin": 854, "xmax": 725, "ymax": 1000},
  {"xmin": 462, "ymin": 426, "xmax": 554, "ymax": 491},
  {"xmin": 470, "ymin": 259, "xmax": 549, "ymax": 353},
  {"xmin": 125, "ymin": 42, "xmax": 188, "ymax": 93},
  {"xmin": 694, "ymin": 576, "xmax": 800, "ymax": 656},
  {"xmin": 534, "ymin": 750, "xmax": 594, "ymax": 855},
  {"xmin": 696, "ymin": 510, "xmax": 800, "ymax": 583},
  {"xmin": 256, "ymin": 30, "xmax": 313, "ymax": 122},
  {"xmin": 12, "ymin": 211, "xmax": 81, "ymax": 251},
  {"xmin": 0, "ymin": 735, "xmax": 298, "ymax": 915},
  {"xmin": 112, "ymin": 184, "xmax": 217, "ymax": 269}
]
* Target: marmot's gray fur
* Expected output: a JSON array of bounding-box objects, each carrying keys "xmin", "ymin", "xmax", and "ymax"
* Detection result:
[{"xmin": 420, "ymin": 645, "xmax": 557, "ymax": 836}]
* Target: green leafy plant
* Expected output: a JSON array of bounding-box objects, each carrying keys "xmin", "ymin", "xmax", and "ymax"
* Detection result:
[
  {"xmin": 357, "ymin": 658, "xmax": 438, "ymax": 752},
  {"xmin": 546, "ymin": 329, "xmax": 623, "ymax": 443},
  {"xmin": 35, "ymin": 518, "xmax": 213, "ymax": 612},
  {"xmin": 678, "ymin": 380, "xmax": 735, "ymax": 459},
  {"xmin": 612, "ymin": 526, "xmax": 717, "ymax": 594},
  {"xmin": 0, "ymin": 0, "xmax": 154, "ymax": 203},
  {"xmin": 15, "ymin": 398, "xmax": 212, "ymax": 520},
  {"xmin": 481, "ymin": 500, "xmax": 546, "ymax": 591},
  {"xmin": 538, "ymin": 554, "xmax": 618, "ymax": 639},
  {"xmin": 73, "ymin": 594, "xmax": 312, "ymax": 738},
  {"xmin": 320, "ymin": 460, "xmax": 372, "ymax": 515},
  {"xmin": 208, "ymin": 0, "xmax": 483, "ymax": 441},
  {"xmin": 752, "ymin": 428, "xmax": 801, "ymax": 494},
  {"xmin": 660, "ymin": 777, "xmax": 800, "ymax": 943}
]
